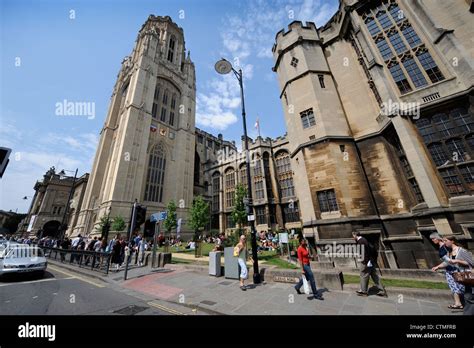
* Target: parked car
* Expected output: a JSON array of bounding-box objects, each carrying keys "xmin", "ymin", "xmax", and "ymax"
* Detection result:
[{"xmin": 0, "ymin": 244, "xmax": 47, "ymax": 277}]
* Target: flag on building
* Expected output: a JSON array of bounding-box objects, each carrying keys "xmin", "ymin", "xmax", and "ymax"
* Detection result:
[{"xmin": 254, "ymin": 117, "xmax": 261, "ymax": 137}]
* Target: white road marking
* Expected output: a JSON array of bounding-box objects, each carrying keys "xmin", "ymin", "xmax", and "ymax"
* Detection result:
[
  {"xmin": 32, "ymin": 296, "xmax": 38, "ymax": 299},
  {"xmin": 0, "ymin": 276, "xmax": 75, "ymax": 287}
]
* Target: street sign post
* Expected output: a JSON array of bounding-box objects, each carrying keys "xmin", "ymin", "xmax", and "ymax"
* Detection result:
[
  {"xmin": 151, "ymin": 211, "xmax": 167, "ymax": 267},
  {"xmin": 279, "ymin": 232, "xmax": 290, "ymax": 262}
]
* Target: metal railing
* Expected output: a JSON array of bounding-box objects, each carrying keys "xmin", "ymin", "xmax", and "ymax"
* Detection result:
[{"xmin": 40, "ymin": 246, "xmax": 112, "ymax": 275}]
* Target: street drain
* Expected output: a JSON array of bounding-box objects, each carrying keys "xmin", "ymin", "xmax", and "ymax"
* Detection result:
[
  {"xmin": 218, "ymin": 281, "xmax": 232, "ymax": 286},
  {"xmin": 200, "ymin": 300, "xmax": 217, "ymax": 306},
  {"xmin": 113, "ymin": 305, "xmax": 148, "ymax": 315}
]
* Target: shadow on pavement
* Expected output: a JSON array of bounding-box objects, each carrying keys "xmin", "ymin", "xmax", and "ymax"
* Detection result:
[{"xmin": 0, "ymin": 270, "xmax": 53, "ymax": 283}]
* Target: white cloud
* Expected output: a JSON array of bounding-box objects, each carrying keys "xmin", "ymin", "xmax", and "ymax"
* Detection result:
[
  {"xmin": 42, "ymin": 132, "xmax": 99, "ymax": 153},
  {"xmin": 0, "ymin": 122, "xmax": 97, "ymax": 213}
]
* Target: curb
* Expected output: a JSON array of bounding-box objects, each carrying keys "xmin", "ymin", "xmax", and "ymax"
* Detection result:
[
  {"xmin": 47, "ymin": 260, "xmax": 111, "ymax": 283},
  {"xmin": 343, "ymin": 283, "xmax": 453, "ymax": 302}
]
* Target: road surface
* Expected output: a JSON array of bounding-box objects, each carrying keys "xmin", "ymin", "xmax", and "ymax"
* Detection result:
[{"xmin": 0, "ymin": 265, "xmax": 174, "ymax": 315}]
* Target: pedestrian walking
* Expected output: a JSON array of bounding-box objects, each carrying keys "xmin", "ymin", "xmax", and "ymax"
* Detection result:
[
  {"xmin": 294, "ymin": 238, "xmax": 323, "ymax": 300},
  {"xmin": 434, "ymin": 236, "xmax": 473, "ymax": 311},
  {"xmin": 138, "ymin": 236, "xmax": 147, "ymax": 266},
  {"xmin": 60, "ymin": 238, "xmax": 71, "ymax": 262},
  {"xmin": 111, "ymin": 235, "xmax": 123, "ymax": 271},
  {"xmin": 234, "ymin": 235, "xmax": 252, "ymax": 291},
  {"xmin": 430, "ymin": 232, "xmax": 462, "ymax": 309},
  {"xmin": 94, "ymin": 237, "xmax": 103, "ymax": 252},
  {"xmin": 353, "ymin": 232, "xmax": 386, "ymax": 297}
]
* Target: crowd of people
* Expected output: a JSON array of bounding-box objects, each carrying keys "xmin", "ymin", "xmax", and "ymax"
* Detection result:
[{"xmin": 7, "ymin": 233, "xmax": 150, "ymax": 271}]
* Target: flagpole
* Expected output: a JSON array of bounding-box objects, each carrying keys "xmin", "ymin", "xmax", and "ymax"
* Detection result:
[{"xmin": 255, "ymin": 117, "xmax": 261, "ymax": 138}]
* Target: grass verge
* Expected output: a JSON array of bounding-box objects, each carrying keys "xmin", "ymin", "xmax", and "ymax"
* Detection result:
[{"xmin": 343, "ymin": 274, "xmax": 449, "ymax": 290}]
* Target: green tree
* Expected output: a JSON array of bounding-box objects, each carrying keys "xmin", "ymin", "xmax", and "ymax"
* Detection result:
[
  {"xmin": 231, "ymin": 184, "xmax": 247, "ymax": 234},
  {"xmin": 95, "ymin": 215, "xmax": 111, "ymax": 237},
  {"xmin": 163, "ymin": 200, "xmax": 177, "ymax": 234},
  {"xmin": 111, "ymin": 215, "xmax": 126, "ymax": 232},
  {"xmin": 187, "ymin": 195, "xmax": 209, "ymax": 241}
]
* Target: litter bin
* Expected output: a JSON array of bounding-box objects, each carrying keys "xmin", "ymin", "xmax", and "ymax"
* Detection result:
[
  {"xmin": 209, "ymin": 251, "xmax": 222, "ymax": 277},
  {"xmin": 224, "ymin": 247, "xmax": 239, "ymax": 279}
]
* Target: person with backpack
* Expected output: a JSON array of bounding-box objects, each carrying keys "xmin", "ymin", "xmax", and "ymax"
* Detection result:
[{"xmin": 352, "ymin": 232, "xmax": 386, "ymax": 297}]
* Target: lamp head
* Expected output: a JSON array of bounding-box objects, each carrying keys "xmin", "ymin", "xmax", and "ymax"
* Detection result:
[{"xmin": 214, "ymin": 59, "xmax": 232, "ymax": 75}]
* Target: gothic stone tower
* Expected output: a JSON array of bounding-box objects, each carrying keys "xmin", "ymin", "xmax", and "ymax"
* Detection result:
[
  {"xmin": 73, "ymin": 15, "xmax": 196, "ymax": 238},
  {"xmin": 272, "ymin": 21, "xmax": 379, "ymax": 249}
]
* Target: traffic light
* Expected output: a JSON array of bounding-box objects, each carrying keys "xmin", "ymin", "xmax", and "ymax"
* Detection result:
[{"xmin": 135, "ymin": 205, "xmax": 147, "ymax": 226}]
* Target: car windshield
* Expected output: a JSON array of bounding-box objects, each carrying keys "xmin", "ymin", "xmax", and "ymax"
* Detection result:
[{"xmin": 3, "ymin": 245, "xmax": 44, "ymax": 259}]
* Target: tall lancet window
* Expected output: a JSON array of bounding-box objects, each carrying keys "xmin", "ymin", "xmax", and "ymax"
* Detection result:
[
  {"xmin": 167, "ymin": 35, "xmax": 176, "ymax": 63},
  {"xmin": 144, "ymin": 144, "xmax": 166, "ymax": 203}
]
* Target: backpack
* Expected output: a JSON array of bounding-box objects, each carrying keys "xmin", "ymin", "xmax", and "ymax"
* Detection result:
[
  {"xmin": 106, "ymin": 239, "xmax": 115, "ymax": 253},
  {"xmin": 367, "ymin": 242, "xmax": 378, "ymax": 262}
]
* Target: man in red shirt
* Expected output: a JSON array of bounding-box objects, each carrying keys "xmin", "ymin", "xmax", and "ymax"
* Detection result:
[{"xmin": 294, "ymin": 238, "xmax": 323, "ymax": 300}]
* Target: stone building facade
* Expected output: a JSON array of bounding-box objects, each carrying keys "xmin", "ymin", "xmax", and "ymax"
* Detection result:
[
  {"xmin": 203, "ymin": 133, "xmax": 303, "ymax": 235},
  {"xmin": 271, "ymin": 0, "xmax": 474, "ymax": 268},
  {"xmin": 18, "ymin": 167, "xmax": 89, "ymax": 239}
]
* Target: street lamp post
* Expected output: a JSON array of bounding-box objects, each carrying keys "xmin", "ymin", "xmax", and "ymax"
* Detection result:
[
  {"xmin": 215, "ymin": 58, "xmax": 261, "ymax": 284},
  {"xmin": 59, "ymin": 168, "xmax": 78, "ymax": 241}
]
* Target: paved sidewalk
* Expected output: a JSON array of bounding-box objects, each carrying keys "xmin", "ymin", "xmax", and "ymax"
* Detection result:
[
  {"xmin": 117, "ymin": 265, "xmax": 461, "ymax": 316},
  {"xmin": 46, "ymin": 259, "xmax": 461, "ymax": 316}
]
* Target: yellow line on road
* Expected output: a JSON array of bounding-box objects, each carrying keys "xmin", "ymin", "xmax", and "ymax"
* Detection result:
[
  {"xmin": 147, "ymin": 301, "xmax": 185, "ymax": 315},
  {"xmin": 48, "ymin": 265, "xmax": 105, "ymax": 288}
]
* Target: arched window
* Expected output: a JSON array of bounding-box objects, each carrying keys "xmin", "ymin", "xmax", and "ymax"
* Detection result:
[
  {"xmin": 153, "ymin": 79, "xmax": 180, "ymax": 126},
  {"xmin": 212, "ymin": 172, "xmax": 220, "ymax": 212},
  {"xmin": 275, "ymin": 151, "xmax": 295, "ymax": 198},
  {"xmin": 263, "ymin": 152, "xmax": 274, "ymax": 200},
  {"xmin": 225, "ymin": 168, "xmax": 235, "ymax": 208},
  {"xmin": 239, "ymin": 164, "xmax": 247, "ymax": 188},
  {"xmin": 194, "ymin": 152, "xmax": 201, "ymax": 185},
  {"xmin": 170, "ymin": 94, "xmax": 177, "ymax": 126},
  {"xmin": 144, "ymin": 144, "xmax": 166, "ymax": 203},
  {"xmin": 167, "ymin": 35, "xmax": 176, "ymax": 63}
]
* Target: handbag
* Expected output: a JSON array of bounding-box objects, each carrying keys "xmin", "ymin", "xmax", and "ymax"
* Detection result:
[
  {"xmin": 452, "ymin": 270, "xmax": 474, "ymax": 286},
  {"xmin": 302, "ymin": 274, "xmax": 310, "ymax": 295}
]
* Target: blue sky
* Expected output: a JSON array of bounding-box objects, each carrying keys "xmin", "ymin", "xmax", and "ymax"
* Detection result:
[{"xmin": 0, "ymin": 0, "xmax": 338, "ymax": 213}]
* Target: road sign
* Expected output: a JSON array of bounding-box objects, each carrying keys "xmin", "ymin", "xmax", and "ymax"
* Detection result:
[
  {"xmin": 247, "ymin": 215, "xmax": 255, "ymax": 222},
  {"xmin": 150, "ymin": 211, "xmax": 167, "ymax": 222}
]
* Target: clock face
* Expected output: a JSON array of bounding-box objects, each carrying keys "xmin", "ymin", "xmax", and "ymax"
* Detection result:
[{"xmin": 160, "ymin": 128, "xmax": 167, "ymax": 136}]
